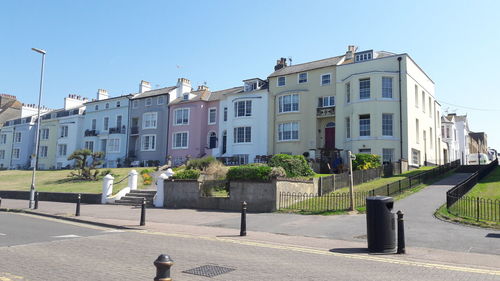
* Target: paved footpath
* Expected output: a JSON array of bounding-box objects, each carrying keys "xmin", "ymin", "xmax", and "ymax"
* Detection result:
[{"xmin": 1, "ymin": 173, "xmax": 499, "ymax": 276}]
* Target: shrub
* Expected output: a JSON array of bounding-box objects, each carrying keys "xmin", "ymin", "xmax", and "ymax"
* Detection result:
[
  {"xmin": 352, "ymin": 154, "xmax": 381, "ymax": 170},
  {"xmin": 268, "ymin": 154, "xmax": 314, "ymax": 178},
  {"xmin": 204, "ymin": 161, "xmax": 229, "ymax": 180},
  {"xmin": 226, "ymin": 165, "xmax": 273, "ymax": 182},
  {"xmin": 172, "ymin": 169, "xmax": 201, "ymax": 180},
  {"xmin": 186, "ymin": 156, "xmax": 218, "ymax": 170},
  {"xmin": 270, "ymin": 166, "xmax": 287, "ymax": 178},
  {"xmin": 140, "ymin": 168, "xmax": 154, "ymax": 185}
]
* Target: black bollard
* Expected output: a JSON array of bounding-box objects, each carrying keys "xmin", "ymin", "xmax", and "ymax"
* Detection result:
[
  {"xmin": 34, "ymin": 192, "xmax": 39, "ymax": 209},
  {"xmin": 397, "ymin": 210, "xmax": 406, "ymax": 254},
  {"xmin": 154, "ymin": 254, "xmax": 174, "ymax": 281},
  {"xmin": 0, "ymin": 197, "xmax": 2, "ymax": 208},
  {"xmin": 75, "ymin": 194, "xmax": 81, "ymax": 216},
  {"xmin": 140, "ymin": 197, "xmax": 146, "ymax": 226},
  {"xmin": 240, "ymin": 201, "xmax": 247, "ymax": 236}
]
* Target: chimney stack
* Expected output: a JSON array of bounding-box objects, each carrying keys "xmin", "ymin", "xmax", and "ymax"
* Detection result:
[
  {"xmin": 97, "ymin": 89, "xmax": 109, "ymax": 101},
  {"xmin": 139, "ymin": 80, "xmax": 151, "ymax": 93},
  {"xmin": 176, "ymin": 78, "xmax": 192, "ymax": 99},
  {"xmin": 197, "ymin": 85, "xmax": 209, "ymax": 91},
  {"xmin": 345, "ymin": 45, "xmax": 358, "ymax": 60},
  {"xmin": 274, "ymin": 57, "xmax": 288, "ymax": 71}
]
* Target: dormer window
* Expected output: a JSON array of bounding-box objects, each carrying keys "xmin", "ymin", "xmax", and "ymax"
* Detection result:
[
  {"xmin": 245, "ymin": 82, "xmax": 257, "ymax": 92},
  {"xmin": 355, "ymin": 51, "xmax": 373, "ymax": 62},
  {"xmin": 183, "ymin": 94, "xmax": 189, "ymax": 101}
]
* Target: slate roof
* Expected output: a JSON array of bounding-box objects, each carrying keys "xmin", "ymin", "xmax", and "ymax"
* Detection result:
[
  {"xmin": 131, "ymin": 86, "xmax": 177, "ymax": 99},
  {"xmin": 268, "ymin": 56, "xmax": 344, "ymax": 78},
  {"xmin": 169, "ymin": 86, "xmax": 243, "ymax": 105}
]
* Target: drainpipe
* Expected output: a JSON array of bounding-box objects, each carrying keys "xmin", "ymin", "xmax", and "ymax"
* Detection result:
[
  {"xmin": 165, "ymin": 93, "xmax": 170, "ymax": 165},
  {"xmin": 125, "ymin": 97, "xmax": 131, "ymax": 161},
  {"xmin": 397, "ymin": 57, "xmax": 404, "ymax": 167}
]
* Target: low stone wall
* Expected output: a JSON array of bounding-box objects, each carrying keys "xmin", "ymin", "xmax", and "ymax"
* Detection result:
[
  {"xmin": 0, "ymin": 190, "xmax": 101, "ymax": 204},
  {"xmin": 164, "ymin": 178, "xmax": 317, "ymax": 212}
]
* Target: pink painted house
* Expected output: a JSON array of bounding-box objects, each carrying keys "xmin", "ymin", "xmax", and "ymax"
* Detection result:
[{"xmin": 168, "ymin": 85, "xmax": 242, "ymax": 166}]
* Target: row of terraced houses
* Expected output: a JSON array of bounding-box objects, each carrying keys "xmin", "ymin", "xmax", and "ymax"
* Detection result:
[{"xmin": 0, "ymin": 46, "xmax": 488, "ymax": 171}]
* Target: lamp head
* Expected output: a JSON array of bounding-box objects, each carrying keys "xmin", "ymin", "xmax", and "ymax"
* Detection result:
[{"xmin": 31, "ymin": 48, "xmax": 46, "ymax": 54}]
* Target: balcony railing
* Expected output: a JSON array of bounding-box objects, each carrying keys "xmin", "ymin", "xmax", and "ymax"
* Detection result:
[
  {"xmin": 130, "ymin": 126, "xmax": 139, "ymax": 135},
  {"xmin": 316, "ymin": 106, "xmax": 335, "ymax": 117},
  {"xmin": 84, "ymin": 129, "xmax": 98, "ymax": 137},
  {"xmin": 109, "ymin": 126, "xmax": 126, "ymax": 134}
]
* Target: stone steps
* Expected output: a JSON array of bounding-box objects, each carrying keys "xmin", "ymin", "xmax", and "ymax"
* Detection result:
[{"xmin": 114, "ymin": 189, "xmax": 156, "ymax": 206}]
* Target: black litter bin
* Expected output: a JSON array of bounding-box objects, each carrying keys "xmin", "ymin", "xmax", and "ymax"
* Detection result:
[{"xmin": 366, "ymin": 196, "xmax": 396, "ymax": 253}]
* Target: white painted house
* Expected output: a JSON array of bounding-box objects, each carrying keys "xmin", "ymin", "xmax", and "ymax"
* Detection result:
[
  {"xmin": 216, "ymin": 78, "xmax": 269, "ymax": 164},
  {"xmin": 82, "ymin": 90, "xmax": 132, "ymax": 168}
]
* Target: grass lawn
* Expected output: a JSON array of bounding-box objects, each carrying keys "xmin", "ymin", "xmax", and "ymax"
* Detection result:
[
  {"xmin": 332, "ymin": 166, "xmax": 434, "ymax": 193},
  {"xmin": 465, "ymin": 166, "xmax": 500, "ymax": 200},
  {"xmin": 0, "ymin": 168, "xmax": 152, "ymax": 194}
]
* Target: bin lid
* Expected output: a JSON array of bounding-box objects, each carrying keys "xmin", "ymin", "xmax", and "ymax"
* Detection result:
[{"xmin": 366, "ymin": 196, "xmax": 393, "ymax": 203}]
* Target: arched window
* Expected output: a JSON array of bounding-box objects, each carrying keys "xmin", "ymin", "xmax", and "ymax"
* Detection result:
[
  {"xmin": 208, "ymin": 132, "xmax": 217, "ymax": 149},
  {"xmin": 326, "ymin": 122, "xmax": 335, "ymax": 128}
]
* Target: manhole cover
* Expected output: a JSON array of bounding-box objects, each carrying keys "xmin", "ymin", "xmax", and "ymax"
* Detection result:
[{"xmin": 183, "ymin": 265, "xmax": 235, "ymax": 278}]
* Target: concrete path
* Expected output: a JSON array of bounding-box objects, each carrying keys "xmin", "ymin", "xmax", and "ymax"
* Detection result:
[{"xmin": 0, "ymin": 173, "xmax": 498, "ymax": 257}]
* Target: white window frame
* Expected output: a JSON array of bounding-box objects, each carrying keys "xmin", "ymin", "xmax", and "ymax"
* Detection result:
[
  {"xmin": 103, "ymin": 117, "xmax": 109, "ymax": 131},
  {"xmin": 320, "ymin": 73, "xmax": 331, "ymax": 86},
  {"xmin": 116, "ymin": 101, "xmax": 121, "ymax": 108},
  {"xmin": 157, "ymin": 96, "xmax": 165, "ymax": 105},
  {"xmin": 234, "ymin": 100, "xmax": 252, "ymax": 117},
  {"xmin": 422, "ymin": 91, "xmax": 426, "ymax": 113},
  {"xmin": 0, "ymin": 150, "xmax": 5, "ymax": 160},
  {"xmin": 346, "ymin": 117, "xmax": 351, "ymax": 139},
  {"xmin": 142, "ymin": 112, "xmax": 158, "ymax": 129},
  {"xmin": 57, "ymin": 144, "xmax": 67, "ymax": 157},
  {"xmin": 318, "ymin": 96, "xmax": 335, "ymax": 108},
  {"xmin": 223, "ymin": 107, "xmax": 228, "ymax": 121},
  {"xmin": 278, "ymin": 122, "xmax": 299, "ymax": 141},
  {"xmin": 116, "ymin": 115, "xmax": 123, "ymax": 128},
  {"xmin": 145, "ymin": 98, "xmax": 153, "ymax": 107},
  {"xmin": 415, "ymin": 85, "xmax": 419, "ymax": 108},
  {"xmin": 14, "ymin": 132, "xmax": 22, "ymax": 143},
  {"xmin": 107, "ymin": 138, "xmax": 120, "ymax": 153},
  {"xmin": 233, "ymin": 127, "xmax": 252, "ymax": 143},
  {"xmin": 277, "ymin": 76, "xmax": 286, "ymax": 87},
  {"xmin": 141, "ymin": 134, "xmax": 157, "ymax": 151},
  {"xmin": 173, "ymin": 108, "xmax": 190, "ymax": 125},
  {"xmin": 382, "ymin": 148, "xmax": 395, "ymax": 163},
  {"xmin": 359, "ymin": 78, "xmax": 370, "ymax": 100},
  {"xmin": 172, "ymin": 131, "xmax": 189, "ymax": 149},
  {"xmin": 208, "ymin": 107, "xmax": 217, "ymax": 125},
  {"xmin": 0, "ymin": 134, "xmax": 6, "ymax": 144},
  {"xmin": 382, "ymin": 77, "xmax": 393, "ymax": 99},
  {"xmin": 39, "ymin": 146, "xmax": 48, "ymax": 158},
  {"xmin": 132, "ymin": 100, "xmax": 138, "ymax": 109},
  {"xmin": 91, "ymin": 119, "xmax": 97, "ymax": 130},
  {"xmin": 105, "ymin": 103, "xmax": 110, "ymax": 109},
  {"xmin": 278, "ymin": 94, "xmax": 299, "ymax": 113},
  {"xmin": 60, "ymin": 126, "xmax": 69, "ymax": 138},
  {"xmin": 382, "ymin": 114, "xmax": 393, "ymax": 137},
  {"xmin": 298, "ymin": 72, "xmax": 308, "ymax": 84},
  {"xmin": 416, "ymin": 119, "xmax": 420, "ymax": 143},
  {"xmin": 346, "ymin": 82, "xmax": 351, "ymax": 103},
  {"xmin": 41, "ymin": 128, "xmax": 49, "ymax": 140},
  {"xmin": 12, "ymin": 148, "xmax": 20, "ymax": 159},
  {"xmin": 84, "ymin": 141, "xmax": 94, "ymax": 152},
  {"xmin": 359, "ymin": 114, "xmax": 371, "ymax": 137}
]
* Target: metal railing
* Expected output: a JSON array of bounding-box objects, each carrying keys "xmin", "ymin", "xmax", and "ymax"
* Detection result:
[
  {"xmin": 445, "ymin": 158, "xmax": 498, "ymax": 222},
  {"xmin": 279, "ymin": 160, "xmax": 460, "ymax": 213}
]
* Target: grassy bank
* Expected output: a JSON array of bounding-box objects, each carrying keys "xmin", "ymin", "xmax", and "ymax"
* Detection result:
[
  {"xmin": 0, "ymin": 168, "xmax": 150, "ymax": 194},
  {"xmin": 465, "ymin": 166, "xmax": 500, "ymax": 200}
]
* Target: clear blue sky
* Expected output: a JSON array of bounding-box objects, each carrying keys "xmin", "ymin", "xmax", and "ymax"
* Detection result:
[{"xmin": 1, "ymin": 0, "xmax": 499, "ymax": 149}]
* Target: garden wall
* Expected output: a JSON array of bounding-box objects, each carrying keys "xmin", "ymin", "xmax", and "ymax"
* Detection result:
[
  {"xmin": 163, "ymin": 178, "xmax": 317, "ymax": 212},
  {"xmin": 0, "ymin": 190, "xmax": 101, "ymax": 204}
]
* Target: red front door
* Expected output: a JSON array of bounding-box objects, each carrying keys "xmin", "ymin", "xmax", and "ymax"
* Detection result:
[{"xmin": 325, "ymin": 127, "xmax": 335, "ymax": 149}]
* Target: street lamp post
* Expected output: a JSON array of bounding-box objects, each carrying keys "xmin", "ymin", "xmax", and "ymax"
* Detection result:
[{"xmin": 29, "ymin": 47, "xmax": 46, "ymax": 209}]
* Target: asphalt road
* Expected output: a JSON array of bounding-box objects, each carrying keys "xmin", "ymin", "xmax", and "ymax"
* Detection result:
[
  {"xmin": 0, "ymin": 212, "xmax": 115, "ymax": 247},
  {"xmin": 0, "ymin": 214, "xmax": 498, "ymax": 281}
]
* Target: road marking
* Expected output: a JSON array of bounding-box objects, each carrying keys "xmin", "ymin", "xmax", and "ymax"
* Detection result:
[
  {"xmin": 137, "ymin": 230, "xmax": 500, "ymax": 276},
  {"xmin": 9, "ymin": 212, "xmax": 110, "ymax": 231},
  {"xmin": 52, "ymin": 234, "xmax": 81, "ymax": 238}
]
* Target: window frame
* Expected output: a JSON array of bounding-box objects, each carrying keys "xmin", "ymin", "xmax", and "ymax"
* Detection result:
[
  {"xmin": 382, "ymin": 113, "xmax": 394, "ymax": 137},
  {"xmin": 320, "ymin": 73, "xmax": 332, "ymax": 86},
  {"xmin": 172, "ymin": 131, "xmax": 189, "ymax": 149},
  {"xmin": 141, "ymin": 134, "xmax": 157, "ymax": 151},
  {"xmin": 145, "ymin": 98, "xmax": 153, "ymax": 107},
  {"xmin": 103, "ymin": 117, "xmax": 109, "ymax": 131},
  {"xmin": 142, "ymin": 112, "xmax": 158, "ymax": 129},
  {"xmin": 277, "ymin": 76, "xmax": 286, "ymax": 87},
  {"xmin": 359, "ymin": 78, "xmax": 371, "ymax": 100},
  {"xmin": 157, "ymin": 96, "xmax": 165, "ymax": 105},
  {"xmin": 107, "ymin": 138, "xmax": 121, "ymax": 153},
  {"xmin": 359, "ymin": 114, "xmax": 371, "ymax": 137},
  {"xmin": 278, "ymin": 94, "xmax": 299, "ymax": 113},
  {"xmin": 346, "ymin": 82, "xmax": 351, "ymax": 103},
  {"xmin": 12, "ymin": 148, "xmax": 20, "ymax": 159},
  {"xmin": 39, "ymin": 146, "xmax": 48, "ymax": 158},
  {"xmin": 84, "ymin": 141, "xmax": 94, "ymax": 152},
  {"xmin": 60, "ymin": 126, "xmax": 69, "ymax": 138},
  {"xmin": 173, "ymin": 108, "xmax": 190, "ymax": 126},
  {"xmin": 346, "ymin": 117, "xmax": 351, "ymax": 139},
  {"xmin": 57, "ymin": 144, "xmax": 67, "ymax": 157},
  {"xmin": 234, "ymin": 100, "xmax": 252, "ymax": 117},
  {"xmin": 382, "ymin": 148, "xmax": 395, "ymax": 163},
  {"xmin": 208, "ymin": 107, "xmax": 217, "ymax": 125},
  {"xmin": 382, "ymin": 77, "xmax": 393, "ymax": 99},
  {"xmin": 318, "ymin": 96, "xmax": 335, "ymax": 108},
  {"xmin": 41, "ymin": 128, "xmax": 50, "ymax": 140},
  {"xmin": 233, "ymin": 126, "xmax": 252, "ymax": 143},
  {"xmin": 278, "ymin": 121, "xmax": 299, "ymax": 141},
  {"xmin": 298, "ymin": 72, "xmax": 308, "ymax": 84}
]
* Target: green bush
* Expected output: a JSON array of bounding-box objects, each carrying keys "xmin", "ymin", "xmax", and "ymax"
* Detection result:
[
  {"xmin": 172, "ymin": 169, "xmax": 201, "ymax": 180},
  {"xmin": 268, "ymin": 154, "xmax": 314, "ymax": 178},
  {"xmin": 186, "ymin": 156, "xmax": 218, "ymax": 170},
  {"xmin": 352, "ymin": 153, "xmax": 381, "ymax": 170},
  {"xmin": 226, "ymin": 165, "xmax": 273, "ymax": 182}
]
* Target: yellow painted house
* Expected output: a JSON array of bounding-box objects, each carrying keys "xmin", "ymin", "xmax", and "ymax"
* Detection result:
[{"xmin": 268, "ymin": 46, "xmax": 443, "ymax": 170}]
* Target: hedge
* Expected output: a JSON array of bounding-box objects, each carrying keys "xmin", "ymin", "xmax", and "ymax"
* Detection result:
[
  {"xmin": 352, "ymin": 153, "xmax": 381, "ymax": 170},
  {"xmin": 172, "ymin": 169, "xmax": 201, "ymax": 180},
  {"xmin": 226, "ymin": 165, "xmax": 273, "ymax": 182},
  {"xmin": 268, "ymin": 154, "xmax": 314, "ymax": 177}
]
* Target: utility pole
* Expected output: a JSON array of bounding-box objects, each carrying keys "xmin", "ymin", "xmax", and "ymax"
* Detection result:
[{"xmin": 348, "ymin": 150, "xmax": 355, "ymax": 211}]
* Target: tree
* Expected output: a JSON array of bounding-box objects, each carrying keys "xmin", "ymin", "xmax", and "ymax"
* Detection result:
[{"xmin": 67, "ymin": 149, "xmax": 104, "ymax": 180}]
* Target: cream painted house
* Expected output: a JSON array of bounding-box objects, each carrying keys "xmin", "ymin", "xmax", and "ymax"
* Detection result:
[{"xmin": 268, "ymin": 46, "xmax": 444, "ymax": 170}]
